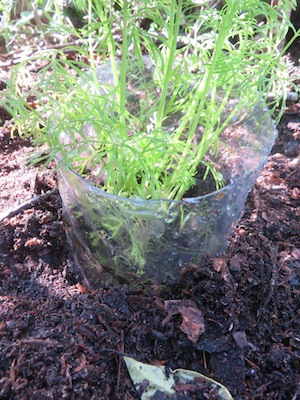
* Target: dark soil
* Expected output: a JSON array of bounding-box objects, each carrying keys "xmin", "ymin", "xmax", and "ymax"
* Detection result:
[{"xmin": 0, "ymin": 40, "xmax": 300, "ymax": 400}]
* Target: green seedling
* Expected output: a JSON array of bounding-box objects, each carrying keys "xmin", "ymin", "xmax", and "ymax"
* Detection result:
[
  {"xmin": 2, "ymin": 0, "xmax": 298, "ymax": 200},
  {"xmin": 1, "ymin": 0, "xmax": 299, "ymax": 278}
]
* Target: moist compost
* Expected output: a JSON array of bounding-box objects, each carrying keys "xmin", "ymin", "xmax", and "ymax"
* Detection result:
[{"xmin": 0, "ymin": 44, "xmax": 300, "ymax": 400}]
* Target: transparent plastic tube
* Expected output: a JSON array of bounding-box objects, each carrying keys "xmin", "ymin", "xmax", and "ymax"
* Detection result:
[{"xmin": 58, "ymin": 62, "xmax": 277, "ymax": 286}]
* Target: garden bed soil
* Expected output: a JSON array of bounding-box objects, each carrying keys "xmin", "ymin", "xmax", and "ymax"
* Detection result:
[{"xmin": 0, "ymin": 46, "xmax": 300, "ymax": 399}]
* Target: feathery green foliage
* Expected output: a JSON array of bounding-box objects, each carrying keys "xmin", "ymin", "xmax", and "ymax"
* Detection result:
[{"xmin": 1, "ymin": 0, "xmax": 299, "ymax": 200}]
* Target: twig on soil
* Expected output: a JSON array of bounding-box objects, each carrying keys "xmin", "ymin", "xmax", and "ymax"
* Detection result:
[{"xmin": 0, "ymin": 188, "xmax": 58, "ymax": 221}]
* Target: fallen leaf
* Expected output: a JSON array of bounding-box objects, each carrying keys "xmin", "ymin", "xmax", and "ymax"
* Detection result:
[
  {"xmin": 163, "ymin": 300, "xmax": 205, "ymax": 342},
  {"xmin": 164, "ymin": 299, "xmax": 197, "ymax": 314},
  {"xmin": 124, "ymin": 356, "xmax": 234, "ymax": 400},
  {"xmin": 213, "ymin": 258, "xmax": 231, "ymax": 281},
  {"xmin": 213, "ymin": 258, "xmax": 224, "ymax": 272},
  {"xmin": 178, "ymin": 306, "xmax": 205, "ymax": 343},
  {"xmin": 76, "ymin": 282, "xmax": 88, "ymax": 294},
  {"xmin": 162, "ymin": 299, "xmax": 197, "ymax": 326},
  {"xmin": 124, "ymin": 356, "xmax": 175, "ymax": 399}
]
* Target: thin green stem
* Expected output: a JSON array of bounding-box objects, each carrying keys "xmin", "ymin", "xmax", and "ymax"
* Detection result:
[
  {"xmin": 119, "ymin": 0, "xmax": 129, "ymax": 137},
  {"xmin": 155, "ymin": 0, "xmax": 183, "ymax": 128},
  {"xmin": 169, "ymin": 3, "xmax": 241, "ymax": 200},
  {"xmin": 54, "ymin": 0, "xmax": 64, "ymax": 26},
  {"xmin": 88, "ymin": 1, "xmax": 94, "ymax": 67}
]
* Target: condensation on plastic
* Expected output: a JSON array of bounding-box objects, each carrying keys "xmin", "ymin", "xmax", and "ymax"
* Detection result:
[{"xmin": 58, "ymin": 61, "xmax": 277, "ymax": 286}]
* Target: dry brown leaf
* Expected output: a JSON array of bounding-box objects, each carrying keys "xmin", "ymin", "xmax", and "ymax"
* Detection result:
[
  {"xmin": 163, "ymin": 300, "xmax": 205, "ymax": 342},
  {"xmin": 162, "ymin": 299, "xmax": 197, "ymax": 326},
  {"xmin": 178, "ymin": 306, "xmax": 205, "ymax": 343},
  {"xmin": 76, "ymin": 282, "xmax": 88, "ymax": 294},
  {"xmin": 213, "ymin": 258, "xmax": 224, "ymax": 272}
]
